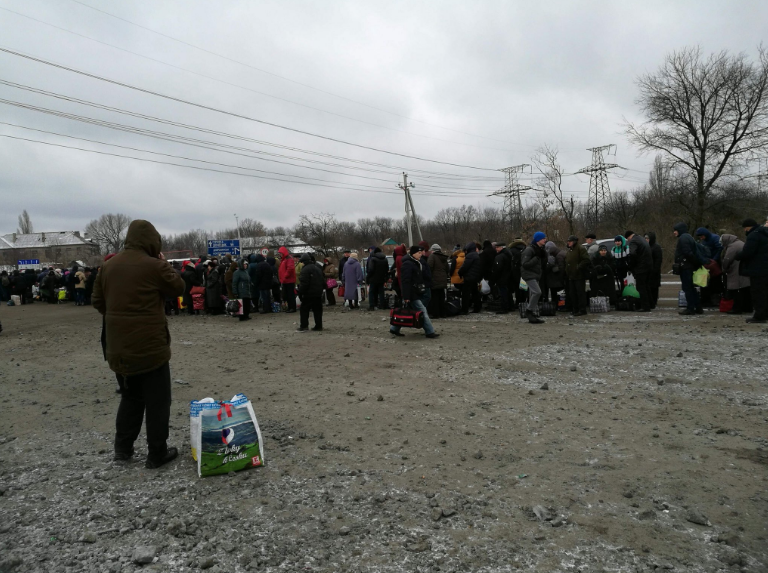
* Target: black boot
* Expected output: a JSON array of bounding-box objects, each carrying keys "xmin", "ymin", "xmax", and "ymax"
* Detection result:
[{"xmin": 526, "ymin": 310, "xmax": 544, "ymax": 324}]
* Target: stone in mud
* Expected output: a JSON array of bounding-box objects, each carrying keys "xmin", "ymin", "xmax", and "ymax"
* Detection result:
[
  {"xmin": 686, "ymin": 510, "xmax": 711, "ymax": 526},
  {"xmin": 132, "ymin": 546, "xmax": 157, "ymax": 564},
  {"xmin": 532, "ymin": 505, "xmax": 552, "ymax": 522}
]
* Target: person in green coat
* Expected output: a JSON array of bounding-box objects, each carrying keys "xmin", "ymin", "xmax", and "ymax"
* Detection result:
[
  {"xmin": 232, "ymin": 259, "xmax": 254, "ymax": 322},
  {"xmin": 564, "ymin": 235, "xmax": 591, "ymax": 316}
]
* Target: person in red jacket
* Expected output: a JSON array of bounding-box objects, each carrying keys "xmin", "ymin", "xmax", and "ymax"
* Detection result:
[{"xmin": 278, "ymin": 246, "xmax": 297, "ymax": 313}]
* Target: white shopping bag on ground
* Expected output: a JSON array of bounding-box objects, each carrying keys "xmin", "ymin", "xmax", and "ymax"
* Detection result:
[{"xmin": 480, "ymin": 279, "xmax": 491, "ymax": 295}]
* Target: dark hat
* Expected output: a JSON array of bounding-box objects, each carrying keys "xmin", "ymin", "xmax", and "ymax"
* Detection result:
[
  {"xmin": 624, "ymin": 230, "xmax": 635, "ymax": 238},
  {"xmin": 343, "ymin": 248, "xmax": 351, "ymax": 253},
  {"xmin": 585, "ymin": 232, "xmax": 596, "ymax": 239},
  {"xmin": 409, "ymin": 245, "xmax": 424, "ymax": 255},
  {"xmin": 567, "ymin": 235, "xmax": 578, "ymax": 243},
  {"xmin": 598, "ymin": 244, "xmax": 608, "ymax": 251},
  {"xmin": 614, "ymin": 235, "xmax": 624, "ymax": 242},
  {"xmin": 741, "ymin": 218, "xmax": 759, "ymax": 228}
]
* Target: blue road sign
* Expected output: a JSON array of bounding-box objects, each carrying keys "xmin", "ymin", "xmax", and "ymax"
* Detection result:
[
  {"xmin": 18, "ymin": 259, "xmax": 40, "ymax": 266},
  {"xmin": 207, "ymin": 239, "xmax": 240, "ymax": 257}
]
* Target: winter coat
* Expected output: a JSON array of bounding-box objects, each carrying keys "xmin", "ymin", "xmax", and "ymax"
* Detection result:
[
  {"xmin": 720, "ymin": 234, "xmax": 750, "ymax": 290},
  {"xmin": 298, "ymin": 257, "xmax": 325, "ymax": 298},
  {"xmin": 338, "ymin": 255, "xmax": 350, "ymax": 285},
  {"xmin": 74, "ymin": 270, "xmax": 86, "ymax": 289},
  {"xmin": 493, "ymin": 248, "xmax": 514, "ymax": 288},
  {"xmin": 323, "ymin": 262, "xmax": 338, "ymax": 279},
  {"xmin": 399, "ymin": 254, "xmax": 425, "ymax": 301},
  {"xmin": 590, "ymin": 252, "xmax": 617, "ymax": 300},
  {"xmin": 278, "ymin": 247, "xmax": 296, "ymax": 283},
  {"xmin": 450, "ymin": 250, "xmax": 465, "ymax": 285},
  {"xmin": 342, "ymin": 257, "xmax": 363, "ymax": 300},
  {"xmin": 366, "ymin": 251, "xmax": 389, "ymax": 285},
  {"xmin": 586, "ymin": 241, "xmax": 600, "ymax": 258},
  {"xmin": 612, "ymin": 236, "xmax": 631, "ymax": 278},
  {"xmin": 736, "ymin": 225, "xmax": 768, "ymax": 277},
  {"xmin": 628, "ymin": 234, "xmax": 653, "ymax": 275},
  {"xmin": 509, "ymin": 240, "xmax": 525, "ymax": 288},
  {"xmin": 232, "ymin": 260, "xmax": 254, "ymax": 299},
  {"xmin": 393, "ymin": 246, "xmax": 407, "ymax": 287},
  {"xmin": 674, "ymin": 223, "xmax": 706, "ymax": 271},
  {"xmin": 648, "ymin": 232, "xmax": 663, "ymax": 275},
  {"xmin": 565, "ymin": 243, "xmax": 591, "ymax": 280},
  {"xmin": 544, "ymin": 242, "xmax": 566, "ymax": 289},
  {"xmin": 695, "ymin": 228, "xmax": 723, "ymax": 263},
  {"xmin": 182, "ymin": 263, "xmax": 201, "ymax": 296},
  {"xmin": 205, "ymin": 268, "xmax": 224, "ymax": 309},
  {"xmin": 459, "ymin": 245, "xmax": 482, "ymax": 283},
  {"xmin": 224, "ymin": 261, "xmax": 237, "ymax": 299},
  {"xmin": 251, "ymin": 255, "xmax": 274, "ymax": 291},
  {"xmin": 428, "ymin": 251, "xmax": 450, "ymax": 288},
  {"xmin": 92, "ymin": 220, "xmax": 185, "ymax": 376},
  {"xmin": 479, "ymin": 242, "xmax": 496, "ymax": 282},
  {"xmin": 521, "ymin": 243, "xmax": 546, "ymax": 282}
]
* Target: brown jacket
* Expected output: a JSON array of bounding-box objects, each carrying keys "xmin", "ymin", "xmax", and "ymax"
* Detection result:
[{"xmin": 92, "ymin": 220, "xmax": 185, "ymax": 376}]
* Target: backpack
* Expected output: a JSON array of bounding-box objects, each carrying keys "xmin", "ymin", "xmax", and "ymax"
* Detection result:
[{"xmin": 695, "ymin": 241, "xmax": 711, "ymax": 264}]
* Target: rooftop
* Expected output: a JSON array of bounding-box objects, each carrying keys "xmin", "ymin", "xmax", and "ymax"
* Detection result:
[{"xmin": 0, "ymin": 231, "xmax": 95, "ymax": 250}]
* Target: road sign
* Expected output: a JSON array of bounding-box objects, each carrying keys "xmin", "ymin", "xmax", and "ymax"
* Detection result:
[
  {"xmin": 260, "ymin": 248, "xmax": 269, "ymax": 256},
  {"xmin": 18, "ymin": 259, "xmax": 40, "ymax": 269},
  {"xmin": 207, "ymin": 239, "xmax": 240, "ymax": 257}
]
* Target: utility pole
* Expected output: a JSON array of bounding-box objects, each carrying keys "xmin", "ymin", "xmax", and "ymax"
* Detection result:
[
  {"xmin": 234, "ymin": 213, "xmax": 242, "ymax": 255},
  {"xmin": 576, "ymin": 145, "xmax": 620, "ymax": 228},
  {"xmin": 398, "ymin": 173, "xmax": 422, "ymax": 246},
  {"xmin": 490, "ymin": 164, "xmax": 532, "ymax": 230}
]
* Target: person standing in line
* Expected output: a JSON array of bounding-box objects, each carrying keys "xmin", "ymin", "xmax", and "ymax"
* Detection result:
[
  {"xmin": 251, "ymin": 254, "xmax": 274, "ymax": 314},
  {"xmin": 508, "ymin": 238, "xmax": 526, "ymax": 309},
  {"xmin": 449, "ymin": 246, "xmax": 466, "ymax": 312},
  {"xmin": 458, "ymin": 242, "xmax": 482, "ymax": 313},
  {"xmin": 674, "ymin": 223, "xmax": 706, "ymax": 316},
  {"xmin": 520, "ymin": 232, "xmax": 547, "ymax": 324},
  {"xmin": 493, "ymin": 242, "xmax": 514, "ymax": 314},
  {"xmin": 366, "ymin": 247, "xmax": 389, "ymax": 310},
  {"xmin": 278, "ymin": 246, "xmax": 297, "ymax": 313},
  {"xmin": 646, "ymin": 232, "xmax": 663, "ymax": 309},
  {"xmin": 74, "ymin": 266, "xmax": 87, "ymax": 306},
  {"xmin": 231, "ymin": 258, "xmax": 253, "ymax": 322},
  {"xmin": 625, "ymin": 230, "xmax": 653, "ymax": 312},
  {"xmin": 342, "ymin": 252, "xmax": 364, "ymax": 309},
  {"xmin": 564, "ymin": 235, "xmax": 590, "ymax": 316},
  {"xmin": 585, "ymin": 233, "xmax": 600, "ymax": 258},
  {"xmin": 205, "ymin": 261, "xmax": 224, "ymax": 315},
  {"xmin": 322, "ymin": 257, "xmax": 338, "ymax": 306},
  {"xmin": 721, "ymin": 233, "xmax": 751, "ymax": 315},
  {"xmin": 735, "ymin": 218, "xmax": 768, "ymax": 323},
  {"xmin": 428, "ymin": 244, "xmax": 450, "ymax": 318},
  {"xmin": 338, "ymin": 249, "xmax": 351, "ymax": 289},
  {"xmin": 390, "ymin": 245, "xmax": 439, "ymax": 339},
  {"xmin": 92, "ymin": 220, "xmax": 185, "ymax": 468},
  {"xmin": 297, "ymin": 253, "xmax": 325, "ymax": 331}
]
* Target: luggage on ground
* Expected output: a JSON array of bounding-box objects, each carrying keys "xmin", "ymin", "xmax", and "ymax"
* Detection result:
[
  {"xmin": 390, "ymin": 307, "xmax": 424, "ymax": 329},
  {"xmin": 589, "ymin": 296, "xmax": 610, "ymax": 313}
]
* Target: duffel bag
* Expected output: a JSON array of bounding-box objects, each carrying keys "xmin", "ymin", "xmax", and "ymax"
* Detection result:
[
  {"xmin": 445, "ymin": 299, "xmax": 461, "ymax": 317},
  {"xmin": 539, "ymin": 301, "xmax": 557, "ymax": 316},
  {"xmin": 616, "ymin": 296, "xmax": 636, "ymax": 311},
  {"xmin": 390, "ymin": 307, "xmax": 424, "ymax": 329}
]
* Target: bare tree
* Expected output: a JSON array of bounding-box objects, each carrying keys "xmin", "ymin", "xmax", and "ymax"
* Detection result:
[
  {"xmin": 295, "ymin": 213, "xmax": 341, "ymax": 257},
  {"xmin": 16, "ymin": 210, "xmax": 33, "ymax": 234},
  {"xmin": 626, "ymin": 46, "xmax": 768, "ymax": 228},
  {"xmin": 85, "ymin": 213, "xmax": 132, "ymax": 254},
  {"xmin": 532, "ymin": 145, "xmax": 576, "ymax": 236}
]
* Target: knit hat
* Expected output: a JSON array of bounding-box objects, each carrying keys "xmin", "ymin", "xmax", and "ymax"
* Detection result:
[
  {"xmin": 614, "ymin": 236, "xmax": 623, "ymax": 243},
  {"xmin": 418, "ymin": 240, "xmax": 430, "ymax": 251},
  {"xmin": 430, "ymin": 244, "xmax": 442, "ymax": 252},
  {"xmin": 741, "ymin": 218, "xmax": 759, "ymax": 228},
  {"xmin": 585, "ymin": 232, "xmax": 596, "ymax": 239},
  {"xmin": 598, "ymin": 244, "xmax": 608, "ymax": 251},
  {"xmin": 532, "ymin": 232, "xmax": 546, "ymax": 243},
  {"xmin": 409, "ymin": 245, "xmax": 424, "ymax": 255}
]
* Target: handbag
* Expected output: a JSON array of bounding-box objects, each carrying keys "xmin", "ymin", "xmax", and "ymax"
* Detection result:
[
  {"xmin": 338, "ymin": 285, "xmax": 345, "ymax": 297},
  {"xmin": 719, "ymin": 296, "xmax": 734, "ymax": 313},
  {"xmin": 616, "ymin": 296, "xmax": 636, "ymax": 311},
  {"xmin": 226, "ymin": 299, "xmax": 243, "ymax": 316},
  {"xmin": 326, "ymin": 278, "xmax": 338, "ymax": 289},
  {"xmin": 390, "ymin": 307, "xmax": 424, "ymax": 329},
  {"xmin": 703, "ymin": 260, "xmax": 721, "ymax": 277},
  {"xmin": 589, "ymin": 296, "xmax": 610, "ymax": 313}
]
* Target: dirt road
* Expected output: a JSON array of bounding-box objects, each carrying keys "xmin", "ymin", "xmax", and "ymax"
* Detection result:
[{"xmin": 0, "ymin": 301, "xmax": 766, "ymax": 572}]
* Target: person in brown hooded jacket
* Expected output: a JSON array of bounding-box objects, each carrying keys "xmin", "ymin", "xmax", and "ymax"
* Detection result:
[{"xmin": 92, "ymin": 220, "xmax": 185, "ymax": 468}]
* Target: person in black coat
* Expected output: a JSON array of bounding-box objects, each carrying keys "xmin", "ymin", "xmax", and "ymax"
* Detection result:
[
  {"xmin": 458, "ymin": 242, "xmax": 482, "ymax": 313},
  {"xmin": 590, "ymin": 245, "xmax": 616, "ymax": 304},
  {"xmin": 493, "ymin": 242, "xmax": 514, "ymax": 314},
  {"xmin": 181, "ymin": 261, "xmax": 201, "ymax": 315},
  {"xmin": 366, "ymin": 248, "xmax": 389, "ymax": 310},
  {"xmin": 508, "ymin": 239, "xmax": 526, "ymax": 309},
  {"xmin": 736, "ymin": 218, "xmax": 768, "ymax": 323},
  {"xmin": 390, "ymin": 246, "xmax": 438, "ymax": 338},
  {"xmin": 251, "ymin": 254, "xmax": 275, "ymax": 313},
  {"xmin": 625, "ymin": 230, "xmax": 653, "ymax": 312},
  {"xmin": 479, "ymin": 240, "xmax": 496, "ymax": 284},
  {"xmin": 297, "ymin": 253, "xmax": 324, "ymax": 331},
  {"xmin": 646, "ymin": 231, "xmax": 663, "ymax": 309}
]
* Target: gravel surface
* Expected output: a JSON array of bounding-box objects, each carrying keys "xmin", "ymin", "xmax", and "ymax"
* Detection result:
[{"xmin": 1, "ymin": 302, "xmax": 767, "ymax": 572}]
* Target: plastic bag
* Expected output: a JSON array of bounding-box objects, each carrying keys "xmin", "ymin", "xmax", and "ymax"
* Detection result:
[
  {"xmin": 624, "ymin": 272, "xmax": 636, "ymax": 287},
  {"xmin": 622, "ymin": 284, "xmax": 640, "ymax": 299},
  {"xmin": 480, "ymin": 279, "xmax": 491, "ymax": 295},
  {"xmin": 190, "ymin": 394, "xmax": 265, "ymax": 477},
  {"xmin": 693, "ymin": 267, "xmax": 709, "ymax": 288},
  {"xmin": 589, "ymin": 296, "xmax": 610, "ymax": 313},
  {"xmin": 519, "ymin": 279, "xmax": 528, "ymax": 292}
]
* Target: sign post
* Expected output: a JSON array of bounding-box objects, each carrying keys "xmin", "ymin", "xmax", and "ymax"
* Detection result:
[
  {"xmin": 207, "ymin": 239, "xmax": 240, "ymax": 257},
  {"xmin": 18, "ymin": 259, "xmax": 40, "ymax": 270}
]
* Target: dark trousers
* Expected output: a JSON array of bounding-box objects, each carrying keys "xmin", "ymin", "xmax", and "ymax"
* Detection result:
[
  {"xmin": 680, "ymin": 269, "xmax": 700, "ymax": 311},
  {"xmin": 271, "ymin": 284, "xmax": 281, "ymax": 303},
  {"xmin": 568, "ymin": 279, "xmax": 587, "ymax": 313},
  {"xmin": 649, "ymin": 272, "xmax": 661, "ymax": 309},
  {"xmin": 282, "ymin": 283, "xmax": 296, "ymax": 310},
  {"xmin": 462, "ymin": 281, "xmax": 482, "ymax": 313},
  {"xmin": 300, "ymin": 296, "xmax": 323, "ymax": 328},
  {"xmin": 114, "ymin": 362, "xmax": 171, "ymax": 460},
  {"xmin": 727, "ymin": 287, "xmax": 752, "ymax": 313},
  {"xmin": 498, "ymin": 285, "xmax": 511, "ymax": 312},
  {"xmin": 239, "ymin": 297, "xmax": 251, "ymax": 321},
  {"xmin": 260, "ymin": 290, "xmax": 272, "ymax": 312},
  {"xmin": 325, "ymin": 288, "xmax": 336, "ymax": 306},
  {"xmin": 635, "ymin": 271, "xmax": 651, "ymax": 311},
  {"xmin": 431, "ymin": 287, "xmax": 447, "ymax": 317},
  {"xmin": 369, "ymin": 282, "xmax": 386, "ymax": 309},
  {"xmin": 750, "ymin": 275, "xmax": 768, "ymax": 320}
]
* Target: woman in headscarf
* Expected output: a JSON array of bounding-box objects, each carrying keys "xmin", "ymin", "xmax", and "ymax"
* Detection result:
[{"xmin": 341, "ymin": 252, "xmax": 363, "ymax": 309}]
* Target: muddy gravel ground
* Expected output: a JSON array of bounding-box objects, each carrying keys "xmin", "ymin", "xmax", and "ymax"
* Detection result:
[{"xmin": 1, "ymin": 301, "xmax": 767, "ymax": 573}]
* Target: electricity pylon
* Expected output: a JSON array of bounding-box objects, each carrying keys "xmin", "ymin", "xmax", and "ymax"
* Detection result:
[
  {"xmin": 577, "ymin": 145, "xmax": 620, "ymax": 227},
  {"xmin": 398, "ymin": 173, "xmax": 422, "ymax": 246},
  {"xmin": 490, "ymin": 164, "xmax": 532, "ymax": 229}
]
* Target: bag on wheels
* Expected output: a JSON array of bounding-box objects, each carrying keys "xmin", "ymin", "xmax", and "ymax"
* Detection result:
[
  {"xmin": 190, "ymin": 394, "xmax": 265, "ymax": 477},
  {"xmin": 389, "ymin": 307, "xmax": 424, "ymax": 329}
]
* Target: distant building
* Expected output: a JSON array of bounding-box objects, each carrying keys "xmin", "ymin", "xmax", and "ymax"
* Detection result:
[
  {"xmin": 240, "ymin": 235, "xmax": 314, "ymax": 255},
  {"xmin": 0, "ymin": 231, "xmax": 100, "ymax": 268}
]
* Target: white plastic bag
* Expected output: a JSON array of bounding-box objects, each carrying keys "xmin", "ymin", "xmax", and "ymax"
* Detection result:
[
  {"xmin": 624, "ymin": 272, "xmax": 636, "ymax": 287},
  {"xmin": 480, "ymin": 279, "xmax": 491, "ymax": 295},
  {"xmin": 519, "ymin": 279, "xmax": 528, "ymax": 292}
]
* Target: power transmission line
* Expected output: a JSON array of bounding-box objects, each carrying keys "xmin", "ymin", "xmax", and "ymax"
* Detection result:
[
  {"xmin": 489, "ymin": 164, "xmax": 532, "ymax": 229},
  {"xmin": 0, "ymin": 46, "xmax": 501, "ymax": 172},
  {"xmin": 576, "ymin": 145, "xmax": 622, "ymax": 227},
  {"xmin": 0, "ymin": 6, "xmax": 522, "ymax": 154},
  {"xmin": 66, "ymin": 0, "xmax": 531, "ymax": 148}
]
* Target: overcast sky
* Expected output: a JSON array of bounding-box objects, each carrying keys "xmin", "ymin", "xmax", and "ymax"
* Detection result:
[{"xmin": 0, "ymin": 0, "xmax": 766, "ymax": 236}]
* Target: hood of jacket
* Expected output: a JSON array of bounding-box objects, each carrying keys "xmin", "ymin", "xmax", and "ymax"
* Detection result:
[
  {"xmin": 124, "ymin": 220, "xmax": 162, "ymax": 257},
  {"xmin": 545, "ymin": 241, "xmax": 560, "ymax": 256},
  {"xmin": 695, "ymin": 227, "xmax": 712, "ymax": 240},
  {"xmin": 673, "ymin": 222, "xmax": 688, "ymax": 235},
  {"xmin": 612, "ymin": 236, "xmax": 627, "ymax": 250},
  {"xmin": 372, "ymin": 251, "xmax": 387, "ymax": 261},
  {"xmin": 248, "ymin": 253, "xmax": 258, "ymax": 264},
  {"xmin": 300, "ymin": 253, "xmax": 312, "ymax": 264},
  {"xmin": 267, "ymin": 257, "xmax": 276, "ymax": 267},
  {"xmin": 278, "ymin": 246, "xmax": 291, "ymax": 259},
  {"xmin": 255, "ymin": 254, "xmax": 265, "ymax": 264},
  {"xmin": 510, "ymin": 239, "xmax": 527, "ymax": 250},
  {"xmin": 237, "ymin": 258, "xmax": 247, "ymax": 271},
  {"xmin": 464, "ymin": 241, "xmax": 477, "ymax": 252},
  {"xmin": 647, "ymin": 231, "xmax": 657, "ymax": 246},
  {"xmin": 393, "ymin": 245, "xmax": 407, "ymax": 257},
  {"xmin": 720, "ymin": 234, "xmax": 740, "ymax": 249}
]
